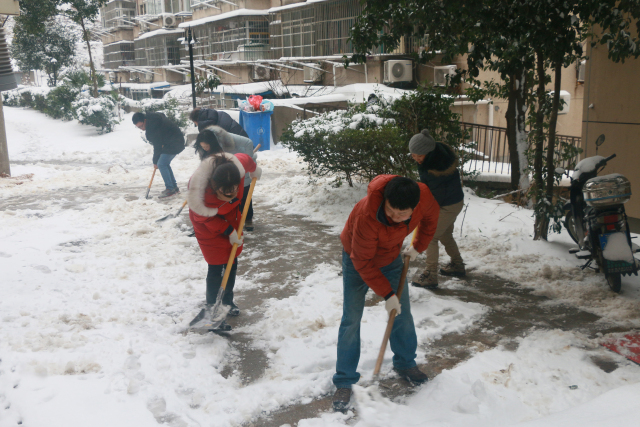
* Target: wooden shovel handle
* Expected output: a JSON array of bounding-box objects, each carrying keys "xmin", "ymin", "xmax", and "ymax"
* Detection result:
[
  {"xmin": 148, "ymin": 168, "xmax": 156, "ymax": 189},
  {"xmin": 253, "ymin": 144, "xmax": 261, "ymax": 153},
  {"xmin": 373, "ymin": 255, "xmax": 411, "ymax": 376},
  {"xmin": 373, "ymin": 229, "xmax": 418, "ymax": 376},
  {"xmin": 220, "ymin": 177, "xmax": 257, "ymax": 290}
]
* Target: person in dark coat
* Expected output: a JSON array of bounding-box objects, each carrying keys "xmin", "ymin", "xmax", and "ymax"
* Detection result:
[
  {"xmin": 409, "ymin": 129, "xmax": 466, "ymax": 289},
  {"xmin": 133, "ymin": 111, "xmax": 185, "ymax": 198},
  {"xmin": 189, "ymin": 107, "xmax": 249, "ymax": 138}
]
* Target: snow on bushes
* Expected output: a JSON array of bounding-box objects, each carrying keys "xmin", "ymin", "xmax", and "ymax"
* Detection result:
[
  {"xmin": 290, "ymin": 105, "xmax": 395, "ymax": 139},
  {"xmin": 72, "ymin": 93, "xmax": 121, "ymax": 134}
]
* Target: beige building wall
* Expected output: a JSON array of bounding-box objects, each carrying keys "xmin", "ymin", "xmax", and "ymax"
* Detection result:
[
  {"xmin": 470, "ymin": 61, "xmax": 584, "ymax": 136},
  {"xmin": 581, "ymin": 38, "xmax": 640, "ymax": 225}
]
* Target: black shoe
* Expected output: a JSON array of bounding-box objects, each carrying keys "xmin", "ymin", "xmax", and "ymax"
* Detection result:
[
  {"xmin": 394, "ymin": 366, "xmax": 429, "ymax": 385},
  {"xmin": 228, "ymin": 304, "xmax": 240, "ymax": 317},
  {"xmin": 332, "ymin": 387, "xmax": 352, "ymax": 412},
  {"xmin": 244, "ymin": 219, "xmax": 254, "ymax": 232}
]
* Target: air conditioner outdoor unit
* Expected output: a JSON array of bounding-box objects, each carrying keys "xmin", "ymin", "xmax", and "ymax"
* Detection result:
[
  {"xmin": 252, "ymin": 65, "xmax": 269, "ymax": 81},
  {"xmin": 434, "ymin": 65, "xmax": 457, "ymax": 86},
  {"xmin": 163, "ymin": 14, "xmax": 176, "ymax": 28},
  {"xmin": 303, "ymin": 63, "xmax": 322, "ymax": 83},
  {"xmin": 384, "ymin": 60, "xmax": 412, "ymax": 83},
  {"xmin": 577, "ymin": 60, "xmax": 586, "ymax": 83},
  {"xmin": 139, "ymin": 21, "xmax": 149, "ymax": 33}
]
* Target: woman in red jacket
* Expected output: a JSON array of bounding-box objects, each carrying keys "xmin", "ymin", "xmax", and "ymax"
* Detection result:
[{"xmin": 187, "ymin": 147, "xmax": 260, "ymax": 328}]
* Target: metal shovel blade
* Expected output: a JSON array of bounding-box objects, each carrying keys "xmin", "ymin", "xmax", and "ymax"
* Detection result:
[{"xmin": 188, "ymin": 288, "xmax": 231, "ymax": 331}]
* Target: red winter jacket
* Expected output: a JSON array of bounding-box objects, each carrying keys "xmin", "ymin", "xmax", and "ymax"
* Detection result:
[
  {"xmin": 187, "ymin": 153, "xmax": 256, "ymax": 265},
  {"xmin": 340, "ymin": 175, "xmax": 440, "ymax": 298}
]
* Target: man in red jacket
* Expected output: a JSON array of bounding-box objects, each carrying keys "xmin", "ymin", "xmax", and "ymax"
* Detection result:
[{"xmin": 332, "ymin": 175, "xmax": 439, "ymax": 411}]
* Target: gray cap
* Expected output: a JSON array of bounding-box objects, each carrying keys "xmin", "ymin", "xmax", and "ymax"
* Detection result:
[{"xmin": 409, "ymin": 129, "xmax": 436, "ymax": 155}]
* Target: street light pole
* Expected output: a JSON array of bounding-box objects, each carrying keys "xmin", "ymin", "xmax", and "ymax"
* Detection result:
[{"xmin": 187, "ymin": 27, "xmax": 197, "ymax": 109}]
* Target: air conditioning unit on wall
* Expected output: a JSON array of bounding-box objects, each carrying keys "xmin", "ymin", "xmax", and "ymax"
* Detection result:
[
  {"xmin": 252, "ymin": 65, "xmax": 269, "ymax": 81},
  {"xmin": 163, "ymin": 14, "xmax": 176, "ymax": 28},
  {"xmin": 384, "ymin": 60, "xmax": 412, "ymax": 83},
  {"xmin": 303, "ymin": 63, "xmax": 322, "ymax": 83},
  {"xmin": 434, "ymin": 65, "xmax": 456, "ymax": 86}
]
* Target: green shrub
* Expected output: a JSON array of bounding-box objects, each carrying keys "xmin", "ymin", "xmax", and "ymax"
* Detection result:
[
  {"xmin": 281, "ymin": 85, "xmax": 473, "ymax": 186},
  {"xmin": 45, "ymin": 86, "xmax": 78, "ymax": 120},
  {"xmin": 33, "ymin": 94, "xmax": 47, "ymax": 112},
  {"xmin": 72, "ymin": 94, "xmax": 121, "ymax": 134}
]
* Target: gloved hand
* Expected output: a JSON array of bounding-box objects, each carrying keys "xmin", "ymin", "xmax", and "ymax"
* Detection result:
[
  {"xmin": 402, "ymin": 245, "xmax": 419, "ymax": 261},
  {"xmin": 229, "ymin": 230, "xmax": 244, "ymax": 246},
  {"xmin": 249, "ymin": 166, "xmax": 262, "ymax": 181},
  {"xmin": 385, "ymin": 294, "xmax": 401, "ymax": 316}
]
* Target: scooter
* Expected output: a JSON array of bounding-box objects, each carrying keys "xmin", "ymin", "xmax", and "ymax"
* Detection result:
[{"xmin": 558, "ymin": 134, "xmax": 639, "ymax": 293}]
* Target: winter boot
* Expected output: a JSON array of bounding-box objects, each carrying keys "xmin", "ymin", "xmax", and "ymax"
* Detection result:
[
  {"xmin": 158, "ymin": 188, "xmax": 179, "ymax": 199},
  {"xmin": 411, "ymin": 269, "xmax": 438, "ymax": 289},
  {"xmin": 394, "ymin": 366, "xmax": 429, "ymax": 385},
  {"xmin": 440, "ymin": 261, "xmax": 466, "ymax": 277},
  {"xmin": 332, "ymin": 388, "xmax": 352, "ymax": 412},
  {"xmin": 228, "ymin": 303, "xmax": 240, "ymax": 317},
  {"xmin": 244, "ymin": 219, "xmax": 254, "ymax": 232}
]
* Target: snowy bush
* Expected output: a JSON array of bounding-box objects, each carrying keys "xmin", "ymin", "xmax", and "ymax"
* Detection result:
[
  {"xmin": 72, "ymin": 94, "xmax": 121, "ymax": 134},
  {"xmin": 281, "ymin": 104, "xmax": 413, "ymax": 186},
  {"xmin": 281, "ymin": 85, "xmax": 472, "ymax": 186},
  {"xmin": 45, "ymin": 85, "xmax": 79, "ymax": 121}
]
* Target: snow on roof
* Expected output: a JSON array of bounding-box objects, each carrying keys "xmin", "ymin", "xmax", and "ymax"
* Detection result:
[
  {"xmin": 268, "ymin": 0, "xmax": 329, "ymax": 14},
  {"xmin": 102, "ymin": 82, "xmax": 171, "ymax": 91},
  {"xmin": 104, "ymin": 40, "xmax": 135, "ymax": 47},
  {"xmin": 178, "ymin": 9, "xmax": 269, "ymax": 29},
  {"xmin": 136, "ymin": 28, "xmax": 184, "ymax": 41}
]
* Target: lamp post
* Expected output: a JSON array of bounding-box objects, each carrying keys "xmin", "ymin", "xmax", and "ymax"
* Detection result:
[{"xmin": 185, "ymin": 26, "xmax": 197, "ymax": 109}]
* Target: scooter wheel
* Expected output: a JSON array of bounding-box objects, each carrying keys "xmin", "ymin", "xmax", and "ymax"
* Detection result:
[{"xmin": 606, "ymin": 273, "xmax": 621, "ymax": 293}]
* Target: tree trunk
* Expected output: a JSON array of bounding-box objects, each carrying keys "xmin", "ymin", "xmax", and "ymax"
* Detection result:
[
  {"xmin": 505, "ymin": 69, "xmax": 530, "ymax": 190},
  {"xmin": 533, "ymin": 50, "xmax": 547, "ymax": 240},
  {"xmin": 0, "ymin": 102, "xmax": 11, "ymax": 177},
  {"xmin": 539, "ymin": 61, "xmax": 563, "ymax": 238},
  {"xmin": 80, "ymin": 18, "xmax": 99, "ymax": 98}
]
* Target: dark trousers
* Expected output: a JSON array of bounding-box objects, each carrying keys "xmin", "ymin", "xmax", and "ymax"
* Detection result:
[
  {"xmin": 239, "ymin": 184, "xmax": 253, "ymax": 222},
  {"xmin": 206, "ymin": 260, "xmax": 237, "ymax": 306}
]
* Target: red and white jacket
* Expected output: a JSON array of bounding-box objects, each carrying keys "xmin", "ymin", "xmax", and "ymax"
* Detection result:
[{"xmin": 188, "ymin": 152, "xmax": 256, "ymax": 265}]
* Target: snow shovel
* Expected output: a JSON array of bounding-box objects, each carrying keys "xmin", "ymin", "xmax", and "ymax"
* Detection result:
[
  {"xmin": 373, "ymin": 230, "xmax": 417, "ymax": 377},
  {"xmin": 156, "ymin": 200, "xmax": 188, "ymax": 222},
  {"xmin": 189, "ymin": 177, "xmax": 258, "ymax": 332},
  {"xmin": 145, "ymin": 168, "xmax": 156, "ymax": 199}
]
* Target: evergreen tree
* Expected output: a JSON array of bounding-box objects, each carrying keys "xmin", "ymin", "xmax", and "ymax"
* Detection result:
[
  {"xmin": 16, "ymin": 0, "xmax": 108, "ymax": 97},
  {"xmin": 11, "ymin": 19, "xmax": 77, "ymax": 86}
]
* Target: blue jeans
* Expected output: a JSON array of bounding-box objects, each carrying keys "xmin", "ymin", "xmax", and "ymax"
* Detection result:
[
  {"xmin": 157, "ymin": 153, "xmax": 178, "ymax": 190},
  {"xmin": 333, "ymin": 251, "xmax": 417, "ymax": 388}
]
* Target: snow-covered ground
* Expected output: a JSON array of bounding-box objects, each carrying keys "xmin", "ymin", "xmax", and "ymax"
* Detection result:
[{"xmin": 1, "ymin": 107, "xmax": 640, "ymax": 427}]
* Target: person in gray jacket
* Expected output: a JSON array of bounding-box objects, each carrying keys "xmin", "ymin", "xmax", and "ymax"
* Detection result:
[{"xmin": 200, "ymin": 125, "xmax": 258, "ymax": 231}]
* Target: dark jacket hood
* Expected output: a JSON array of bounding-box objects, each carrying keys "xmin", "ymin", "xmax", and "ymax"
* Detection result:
[{"xmin": 420, "ymin": 142, "xmax": 459, "ymax": 177}]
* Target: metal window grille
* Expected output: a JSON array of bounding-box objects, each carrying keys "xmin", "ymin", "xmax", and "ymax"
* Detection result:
[
  {"xmin": 135, "ymin": 34, "xmax": 182, "ymax": 67},
  {"xmin": 181, "ymin": 17, "xmax": 270, "ymax": 61},
  {"xmin": 104, "ymin": 42, "xmax": 135, "ymax": 69},
  {"xmin": 101, "ymin": 1, "xmax": 137, "ymax": 29}
]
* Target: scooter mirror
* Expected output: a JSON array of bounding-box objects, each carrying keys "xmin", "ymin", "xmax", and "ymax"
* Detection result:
[
  {"xmin": 555, "ymin": 167, "xmax": 566, "ymax": 175},
  {"xmin": 595, "ymin": 134, "xmax": 605, "ymax": 147}
]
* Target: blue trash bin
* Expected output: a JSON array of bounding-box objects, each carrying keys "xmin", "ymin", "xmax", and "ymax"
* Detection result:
[{"xmin": 239, "ymin": 110, "xmax": 273, "ymax": 151}]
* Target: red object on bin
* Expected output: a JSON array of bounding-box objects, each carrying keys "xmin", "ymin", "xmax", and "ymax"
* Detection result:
[{"xmin": 248, "ymin": 95, "xmax": 263, "ymax": 111}]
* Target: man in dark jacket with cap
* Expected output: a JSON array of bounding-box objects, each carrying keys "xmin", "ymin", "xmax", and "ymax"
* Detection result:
[
  {"xmin": 190, "ymin": 107, "xmax": 249, "ymax": 138},
  {"xmin": 133, "ymin": 111, "xmax": 185, "ymax": 198},
  {"xmin": 409, "ymin": 129, "xmax": 466, "ymax": 289}
]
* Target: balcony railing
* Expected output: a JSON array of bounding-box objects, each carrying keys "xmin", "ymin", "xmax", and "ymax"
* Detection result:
[{"xmin": 460, "ymin": 122, "xmax": 582, "ymax": 175}]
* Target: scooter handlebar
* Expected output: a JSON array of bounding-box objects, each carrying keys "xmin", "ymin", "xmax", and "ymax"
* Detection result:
[{"xmin": 604, "ymin": 153, "xmax": 616, "ymax": 162}]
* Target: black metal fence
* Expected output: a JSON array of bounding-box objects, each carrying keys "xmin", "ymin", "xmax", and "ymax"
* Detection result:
[{"xmin": 460, "ymin": 122, "xmax": 582, "ymax": 174}]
